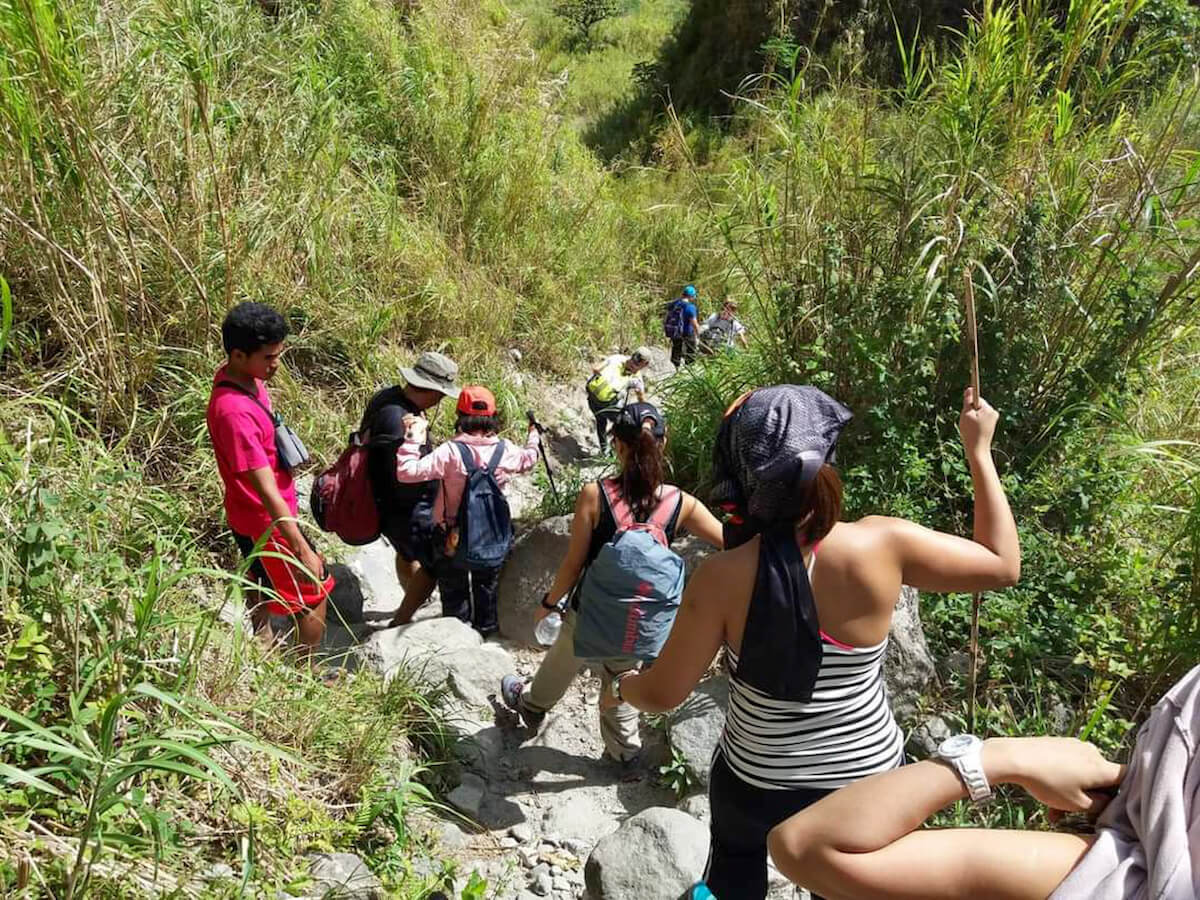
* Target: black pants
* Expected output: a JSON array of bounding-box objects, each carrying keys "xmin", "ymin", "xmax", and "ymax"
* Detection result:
[
  {"xmin": 670, "ymin": 336, "xmax": 697, "ymax": 367},
  {"xmin": 705, "ymin": 750, "xmax": 831, "ymax": 900},
  {"xmin": 438, "ymin": 565, "xmax": 501, "ymax": 635},
  {"xmin": 587, "ymin": 394, "xmax": 620, "ymax": 453}
]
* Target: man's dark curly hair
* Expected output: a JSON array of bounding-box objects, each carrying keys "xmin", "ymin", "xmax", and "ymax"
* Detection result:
[{"xmin": 221, "ymin": 302, "xmax": 289, "ymax": 355}]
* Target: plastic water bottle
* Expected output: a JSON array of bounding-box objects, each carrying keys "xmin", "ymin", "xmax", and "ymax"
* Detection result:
[{"xmin": 534, "ymin": 608, "xmax": 563, "ymax": 647}]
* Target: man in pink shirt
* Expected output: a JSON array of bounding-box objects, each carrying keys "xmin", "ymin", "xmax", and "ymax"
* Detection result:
[
  {"xmin": 206, "ymin": 302, "xmax": 331, "ymax": 656},
  {"xmin": 396, "ymin": 386, "xmax": 539, "ymax": 636}
]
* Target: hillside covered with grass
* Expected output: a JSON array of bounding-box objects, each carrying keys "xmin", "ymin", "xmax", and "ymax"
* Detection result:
[{"xmin": 2, "ymin": 0, "xmax": 1199, "ymax": 895}]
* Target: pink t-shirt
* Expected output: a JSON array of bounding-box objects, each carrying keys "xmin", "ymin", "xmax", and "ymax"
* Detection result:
[
  {"xmin": 206, "ymin": 367, "xmax": 297, "ymax": 538},
  {"xmin": 395, "ymin": 431, "xmax": 539, "ymax": 527}
]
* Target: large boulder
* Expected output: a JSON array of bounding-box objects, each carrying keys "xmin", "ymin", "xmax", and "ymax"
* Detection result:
[
  {"xmin": 421, "ymin": 643, "xmax": 517, "ymax": 711},
  {"xmin": 585, "ymin": 808, "xmax": 708, "ymax": 900},
  {"xmin": 357, "ymin": 616, "xmax": 482, "ymax": 680},
  {"xmin": 667, "ymin": 677, "xmax": 728, "ymax": 789},
  {"xmin": 498, "ymin": 515, "xmax": 573, "ymax": 645},
  {"xmin": 885, "ymin": 586, "xmax": 937, "ymax": 723}
]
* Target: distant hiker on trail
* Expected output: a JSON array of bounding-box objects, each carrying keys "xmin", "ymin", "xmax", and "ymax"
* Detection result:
[
  {"xmin": 605, "ymin": 385, "xmax": 1020, "ymax": 900},
  {"xmin": 206, "ymin": 302, "xmax": 332, "ymax": 659},
  {"xmin": 767, "ymin": 665, "xmax": 1200, "ymax": 900},
  {"xmin": 500, "ymin": 402, "xmax": 724, "ymax": 764},
  {"xmin": 663, "ymin": 284, "xmax": 701, "ymax": 367},
  {"xmin": 585, "ymin": 347, "xmax": 651, "ymax": 455},
  {"xmin": 698, "ymin": 299, "xmax": 749, "ymax": 353},
  {"xmin": 356, "ymin": 351, "xmax": 461, "ymax": 629},
  {"xmin": 394, "ymin": 385, "xmax": 539, "ymax": 637}
]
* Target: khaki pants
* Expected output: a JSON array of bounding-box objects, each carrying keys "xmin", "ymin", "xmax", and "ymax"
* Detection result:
[{"xmin": 521, "ymin": 608, "xmax": 642, "ymax": 762}]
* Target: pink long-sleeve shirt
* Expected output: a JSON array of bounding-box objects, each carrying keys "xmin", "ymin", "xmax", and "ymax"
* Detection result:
[{"xmin": 395, "ymin": 430, "xmax": 539, "ymax": 527}]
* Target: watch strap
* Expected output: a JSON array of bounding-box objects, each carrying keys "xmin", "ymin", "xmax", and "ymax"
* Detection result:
[{"xmin": 952, "ymin": 753, "xmax": 992, "ymax": 802}]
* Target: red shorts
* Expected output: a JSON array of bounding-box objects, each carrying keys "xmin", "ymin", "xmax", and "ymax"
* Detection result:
[{"xmin": 233, "ymin": 529, "xmax": 333, "ymax": 616}]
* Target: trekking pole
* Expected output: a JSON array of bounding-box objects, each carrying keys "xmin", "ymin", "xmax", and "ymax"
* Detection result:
[
  {"xmin": 526, "ymin": 410, "xmax": 561, "ymax": 506},
  {"xmin": 964, "ymin": 269, "xmax": 984, "ymax": 734}
]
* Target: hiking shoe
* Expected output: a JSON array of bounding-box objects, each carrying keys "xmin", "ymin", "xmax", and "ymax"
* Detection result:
[{"xmin": 500, "ymin": 675, "xmax": 546, "ymax": 732}]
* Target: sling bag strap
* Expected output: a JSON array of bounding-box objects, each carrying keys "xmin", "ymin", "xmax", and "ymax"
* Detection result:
[{"xmin": 217, "ymin": 379, "xmax": 282, "ymax": 426}]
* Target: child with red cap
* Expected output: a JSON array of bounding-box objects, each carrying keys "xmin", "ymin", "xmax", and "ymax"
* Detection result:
[{"xmin": 394, "ymin": 385, "xmax": 539, "ymax": 635}]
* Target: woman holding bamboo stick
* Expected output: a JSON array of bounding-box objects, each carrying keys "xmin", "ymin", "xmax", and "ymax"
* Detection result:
[{"xmin": 602, "ymin": 384, "xmax": 1020, "ymax": 900}]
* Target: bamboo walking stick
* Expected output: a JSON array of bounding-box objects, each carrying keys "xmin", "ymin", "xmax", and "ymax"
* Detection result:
[{"xmin": 964, "ymin": 269, "xmax": 984, "ymax": 733}]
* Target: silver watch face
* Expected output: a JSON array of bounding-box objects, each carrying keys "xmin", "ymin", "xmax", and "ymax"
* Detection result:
[{"xmin": 937, "ymin": 734, "xmax": 981, "ymax": 759}]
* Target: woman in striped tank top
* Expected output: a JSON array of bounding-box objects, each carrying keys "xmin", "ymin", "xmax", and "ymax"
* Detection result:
[{"xmin": 607, "ymin": 385, "xmax": 1020, "ymax": 899}]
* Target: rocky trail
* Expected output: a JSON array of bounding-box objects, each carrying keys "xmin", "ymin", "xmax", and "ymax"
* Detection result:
[{"xmin": 294, "ymin": 354, "xmax": 941, "ymax": 900}]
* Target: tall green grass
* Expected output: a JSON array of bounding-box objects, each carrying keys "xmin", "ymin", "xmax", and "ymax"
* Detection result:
[
  {"xmin": 655, "ymin": 0, "xmax": 1198, "ymax": 764},
  {"xmin": 0, "ymin": 0, "xmax": 698, "ymax": 441}
]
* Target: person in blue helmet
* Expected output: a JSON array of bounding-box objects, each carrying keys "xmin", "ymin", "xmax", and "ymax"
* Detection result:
[{"xmin": 663, "ymin": 285, "xmax": 701, "ymax": 367}]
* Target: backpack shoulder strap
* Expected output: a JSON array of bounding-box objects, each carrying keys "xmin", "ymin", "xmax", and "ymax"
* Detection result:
[
  {"xmin": 218, "ymin": 380, "xmax": 279, "ymax": 424},
  {"xmin": 486, "ymin": 441, "xmax": 506, "ymax": 473},
  {"xmin": 647, "ymin": 486, "xmax": 682, "ymax": 533},
  {"xmin": 453, "ymin": 441, "xmax": 477, "ymax": 474},
  {"xmin": 600, "ymin": 478, "xmax": 634, "ymax": 530}
]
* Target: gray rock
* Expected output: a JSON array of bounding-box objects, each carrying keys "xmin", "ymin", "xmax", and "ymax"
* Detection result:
[
  {"xmin": 678, "ymin": 793, "xmax": 711, "ymax": 824},
  {"xmin": 530, "ymin": 863, "xmax": 553, "ymax": 896},
  {"xmin": 944, "ymin": 650, "xmax": 971, "ymax": 678},
  {"xmin": 667, "ymin": 677, "xmax": 727, "ymax": 788},
  {"xmin": 562, "ymin": 837, "xmax": 591, "ymax": 857},
  {"xmin": 510, "ymin": 348, "xmax": 524, "ymax": 364},
  {"xmin": 342, "ymin": 538, "xmax": 404, "ymax": 614},
  {"xmin": 498, "ymin": 515, "xmax": 573, "ymax": 645},
  {"xmin": 201, "ymin": 863, "xmax": 235, "ymax": 881},
  {"xmin": 510, "ymin": 822, "xmax": 535, "ymax": 844},
  {"xmin": 553, "ymin": 876, "xmax": 571, "ymax": 892},
  {"xmin": 502, "ymin": 836, "xmax": 519, "ymax": 849},
  {"xmin": 519, "ymin": 846, "xmax": 540, "ymax": 868},
  {"xmin": 305, "ymin": 853, "xmax": 382, "ymax": 899},
  {"xmin": 1049, "ymin": 698, "xmax": 1074, "ymax": 733},
  {"xmin": 436, "ymin": 821, "xmax": 470, "ymax": 851},
  {"xmin": 447, "ymin": 772, "xmax": 487, "ymax": 820},
  {"xmin": 641, "ymin": 344, "xmax": 676, "ymax": 383},
  {"xmin": 358, "ymin": 616, "xmax": 482, "ymax": 679},
  {"xmin": 885, "ymin": 586, "xmax": 937, "ymax": 723},
  {"xmin": 421, "ymin": 643, "xmax": 516, "ymax": 710},
  {"xmin": 584, "ymin": 808, "xmax": 708, "ymax": 900},
  {"xmin": 542, "ymin": 793, "xmax": 619, "ymax": 845},
  {"xmin": 517, "ymin": 893, "xmax": 542, "ymax": 900},
  {"xmin": 551, "ymin": 864, "xmax": 563, "ymax": 876},
  {"xmin": 907, "ymin": 715, "xmax": 952, "ymax": 759}
]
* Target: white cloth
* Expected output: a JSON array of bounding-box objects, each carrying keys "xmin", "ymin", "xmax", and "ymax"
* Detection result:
[{"xmin": 1052, "ymin": 664, "xmax": 1200, "ymax": 899}]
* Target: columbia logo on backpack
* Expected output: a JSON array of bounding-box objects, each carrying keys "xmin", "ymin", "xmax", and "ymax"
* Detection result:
[{"xmin": 573, "ymin": 479, "xmax": 685, "ymax": 661}]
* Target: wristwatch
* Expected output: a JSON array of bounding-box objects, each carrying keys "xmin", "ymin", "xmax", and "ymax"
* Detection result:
[
  {"xmin": 539, "ymin": 592, "xmax": 559, "ymax": 611},
  {"xmin": 935, "ymin": 734, "xmax": 992, "ymax": 803}
]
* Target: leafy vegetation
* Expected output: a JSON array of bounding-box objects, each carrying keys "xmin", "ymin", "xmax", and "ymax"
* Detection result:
[{"xmin": 1, "ymin": 0, "xmax": 1197, "ymax": 890}]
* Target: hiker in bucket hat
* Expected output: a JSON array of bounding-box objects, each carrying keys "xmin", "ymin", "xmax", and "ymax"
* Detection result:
[
  {"xmin": 604, "ymin": 384, "xmax": 1021, "ymax": 900},
  {"xmin": 355, "ymin": 350, "xmax": 461, "ymax": 628}
]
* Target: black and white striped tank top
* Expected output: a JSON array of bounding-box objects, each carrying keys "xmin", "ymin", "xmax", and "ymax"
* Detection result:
[{"xmin": 718, "ymin": 549, "xmax": 905, "ymax": 791}]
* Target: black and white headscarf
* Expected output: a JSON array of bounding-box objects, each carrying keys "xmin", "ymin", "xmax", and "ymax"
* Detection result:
[{"xmin": 712, "ymin": 385, "xmax": 852, "ymax": 544}]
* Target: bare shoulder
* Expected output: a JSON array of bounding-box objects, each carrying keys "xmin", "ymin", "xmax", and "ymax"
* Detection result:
[
  {"xmin": 821, "ymin": 516, "xmax": 902, "ymax": 555},
  {"xmin": 690, "ymin": 540, "xmax": 757, "ymax": 604}
]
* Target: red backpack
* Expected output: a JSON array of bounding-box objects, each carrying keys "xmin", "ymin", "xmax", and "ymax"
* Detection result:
[{"xmin": 309, "ymin": 430, "xmax": 380, "ymax": 546}]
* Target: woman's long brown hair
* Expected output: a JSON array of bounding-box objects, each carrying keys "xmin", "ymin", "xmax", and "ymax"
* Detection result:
[{"xmin": 616, "ymin": 426, "xmax": 665, "ymax": 520}]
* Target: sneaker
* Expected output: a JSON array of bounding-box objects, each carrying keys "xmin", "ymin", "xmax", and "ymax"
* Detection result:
[
  {"xmin": 500, "ymin": 674, "xmax": 524, "ymax": 710},
  {"xmin": 500, "ymin": 675, "xmax": 546, "ymax": 732}
]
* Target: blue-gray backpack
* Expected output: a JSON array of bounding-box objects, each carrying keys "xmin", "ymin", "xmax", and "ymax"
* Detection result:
[
  {"xmin": 573, "ymin": 479, "xmax": 685, "ymax": 661},
  {"xmin": 450, "ymin": 441, "xmax": 513, "ymax": 570}
]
